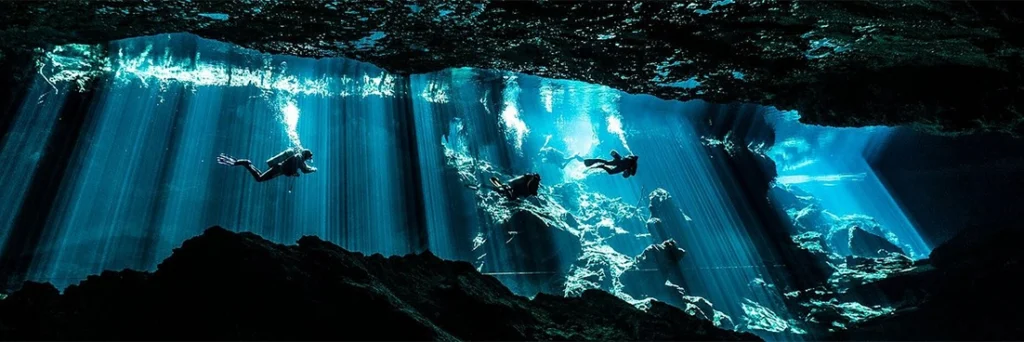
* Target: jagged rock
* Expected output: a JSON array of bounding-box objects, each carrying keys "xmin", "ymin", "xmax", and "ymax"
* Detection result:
[
  {"xmin": 826, "ymin": 224, "xmax": 904, "ymax": 258},
  {"xmin": 603, "ymin": 230, "xmax": 650, "ymax": 259},
  {"xmin": 664, "ymin": 280, "xmax": 733, "ymax": 328},
  {"xmin": 684, "ymin": 296, "xmax": 733, "ymax": 329},
  {"xmin": 564, "ymin": 245, "xmax": 632, "ymax": 297},
  {"xmin": 620, "ymin": 239, "xmax": 687, "ymax": 288},
  {"xmin": 682, "ymin": 295, "xmax": 718, "ymax": 325},
  {"xmin": 790, "ymin": 205, "xmax": 831, "ymax": 233},
  {"xmin": 791, "ymin": 231, "xmax": 830, "ymax": 256},
  {"xmin": 848, "ymin": 226, "xmax": 905, "ymax": 258},
  {"xmin": 0, "ymin": 226, "xmax": 758, "ymax": 341},
  {"xmin": 774, "ymin": 182, "xmax": 920, "ymax": 261},
  {"xmin": 619, "ymin": 239, "xmax": 689, "ymax": 311},
  {"xmin": 830, "ymin": 253, "xmax": 916, "ymax": 288},
  {"xmin": 602, "ymin": 215, "xmax": 650, "ymax": 258},
  {"xmin": 3, "ymin": 1, "xmax": 1023, "ymax": 134},
  {"xmin": 928, "ymin": 224, "xmax": 1024, "ymax": 270},
  {"xmin": 779, "ymin": 284, "xmax": 896, "ymax": 336},
  {"xmin": 770, "ymin": 185, "xmax": 834, "ymax": 234},
  {"xmin": 647, "ymin": 189, "xmax": 674, "ymax": 218},
  {"xmin": 549, "ymin": 182, "xmax": 585, "ymax": 213},
  {"xmin": 646, "ymin": 189, "xmax": 692, "ymax": 245},
  {"xmin": 635, "ymin": 239, "xmax": 687, "ymax": 270},
  {"xmin": 738, "ymin": 299, "xmax": 805, "ymax": 336},
  {"xmin": 491, "ymin": 210, "xmax": 582, "ymax": 275},
  {"xmin": 776, "ymin": 185, "xmax": 908, "ymax": 261},
  {"xmin": 870, "ymin": 132, "xmax": 1024, "ymax": 246},
  {"xmin": 550, "ymin": 182, "xmax": 648, "ymax": 257},
  {"xmin": 832, "ymin": 226, "xmax": 1024, "ymax": 341}
]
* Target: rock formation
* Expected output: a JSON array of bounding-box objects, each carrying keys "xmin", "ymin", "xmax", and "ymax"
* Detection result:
[
  {"xmin": 2, "ymin": 1, "xmax": 1023, "ymax": 134},
  {"xmin": 491, "ymin": 209, "xmax": 582, "ymax": 275},
  {"xmin": 848, "ymin": 226, "xmax": 905, "ymax": 258},
  {"xmin": 833, "ymin": 226, "xmax": 1024, "ymax": 340},
  {"xmin": 0, "ymin": 226, "xmax": 758, "ymax": 341},
  {"xmin": 620, "ymin": 239, "xmax": 688, "ymax": 300}
]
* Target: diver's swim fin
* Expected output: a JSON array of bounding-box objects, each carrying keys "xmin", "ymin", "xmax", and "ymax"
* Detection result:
[
  {"xmin": 490, "ymin": 177, "xmax": 515, "ymax": 199},
  {"xmin": 583, "ymin": 159, "xmax": 602, "ymax": 167},
  {"xmin": 561, "ymin": 154, "xmax": 582, "ymax": 168}
]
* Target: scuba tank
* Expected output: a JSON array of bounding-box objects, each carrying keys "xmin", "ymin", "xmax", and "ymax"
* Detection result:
[{"xmin": 266, "ymin": 147, "xmax": 299, "ymax": 167}]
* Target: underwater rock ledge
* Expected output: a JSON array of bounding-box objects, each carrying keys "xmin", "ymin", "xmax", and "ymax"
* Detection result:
[
  {"xmin": 0, "ymin": 226, "xmax": 758, "ymax": 341},
  {"xmin": 831, "ymin": 225, "xmax": 1024, "ymax": 341},
  {"xmin": 2, "ymin": 1, "xmax": 1024, "ymax": 135}
]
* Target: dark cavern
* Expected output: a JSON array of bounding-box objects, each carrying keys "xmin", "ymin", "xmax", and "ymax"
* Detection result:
[{"xmin": 1, "ymin": 1, "xmax": 1023, "ymax": 341}]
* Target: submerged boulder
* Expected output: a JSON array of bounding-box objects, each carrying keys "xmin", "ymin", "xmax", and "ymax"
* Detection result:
[
  {"xmin": 849, "ymin": 227, "xmax": 904, "ymax": 258},
  {"xmin": 927, "ymin": 224, "xmax": 1024, "ymax": 270},
  {"xmin": 619, "ymin": 239, "xmax": 689, "ymax": 310},
  {"xmin": 634, "ymin": 239, "xmax": 687, "ymax": 270},
  {"xmin": 827, "ymin": 224, "xmax": 905, "ymax": 258},
  {"xmin": 646, "ymin": 189, "xmax": 693, "ymax": 245},
  {"xmin": 663, "ymin": 280, "xmax": 735, "ymax": 329},
  {"xmin": 833, "ymin": 226, "xmax": 1024, "ymax": 341},
  {"xmin": 621, "ymin": 238, "xmax": 687, "ymax": 286},
  {"xmin": 489, "ymin": 209, "xmax": 582, "ymax": 275},
  {"xmin": 647, "ymin": 189, "xmax": 675, "ymax": 220}
]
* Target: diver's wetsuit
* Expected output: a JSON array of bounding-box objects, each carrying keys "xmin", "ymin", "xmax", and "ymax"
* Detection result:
[
  {"xmin": 584, "ymin": 150, "xmax": 638, "ymax": 178},
  {"xmin": 219, "ymin": 148, "xmax": 316, "ymax": 182},
  {"xmin": 276, "ymin": 154, "xmax": 315, "ymax": 177},
  {"xmin": 490, "ymin": 173, "xmax": 541, "ymax": 199}
]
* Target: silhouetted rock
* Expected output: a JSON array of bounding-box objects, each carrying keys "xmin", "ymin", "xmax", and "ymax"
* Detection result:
[
  {"xmin": 636, "ymin": 239, "xmax": 687, "ymax": 269},
  {"xmin": 618, "ymin": 238, "xmax": 702, "ymax": 319},
  {"xmin": 0, "ymin": 226, "xmax": 757, "ymax": 341},
  {"xmin": 620, "ymin": 239, "xmax": 688, "ymax": 294},
  {"xmin": 662, "ymin": 280, "xmax": 735, "ymax": 329},
  {"xmin": 3, "ymin": 1, "xmax": 1024, "ymax": 134},
  {"xmin": 647, "ymin": 189, "xmax": 693, "ymax": 245},
  {"xmin": 826, "ymin": 224, "xmax": 905, "ymax": 258},
  {"xmin": 848, "ymin": 227, "xmax": 905, "ymax": 258},
  {"xmin": 832, "ymin": 226, "xmax": 1024, "ymax": 341},
  {"xmin": 928, "ymin": 224, "xmax": 1024, "ymax": 270},
  {"xmin": 647, "ymin": 189, "xmax": 675, "ymax": 219},
  {"xmin": 492, "ymin": 209, "xmax": 582, "ymax": 275}
]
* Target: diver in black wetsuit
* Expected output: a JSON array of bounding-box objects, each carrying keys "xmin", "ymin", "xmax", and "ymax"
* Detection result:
[
  {"xmin": 584, "ymin": 150, "xmax": 638, "ymax": 178},
  {"xmin": 538, "ymin": 146, "xmax": 583, "ymax": 168},
  {"xmin": 217, "ymin": 148, "xmax": 316, "ymax": 182},
  {"xmin": 490, "ymin": 173, "xmax": 541, "ymax": 200}
]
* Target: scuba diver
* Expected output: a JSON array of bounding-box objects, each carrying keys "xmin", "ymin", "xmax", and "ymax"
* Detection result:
[
  {"xmin": 538, "ymin": 146, "xmax": 583, "ymax": 168},
  {"xmin": 490, "ymin": 173, "xmax": 542, "ymax": 200},
  {"xmin": 584, "ymin": 150, "xmax": 639, "ymax": 178},
  {"xmin": 217, "ymin": 147, "xmax": 316, "ymax": 182}
]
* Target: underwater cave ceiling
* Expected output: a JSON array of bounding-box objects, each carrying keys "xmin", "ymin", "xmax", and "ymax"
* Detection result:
[{"xmin": 3, "ymin": 0, "xmax": 1024, "ymax": 135}]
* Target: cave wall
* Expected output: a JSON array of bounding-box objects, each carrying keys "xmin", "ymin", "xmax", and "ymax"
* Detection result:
[
  {"xmin": 697, "ymin": 104, "xmax": 833, "ymax": 290},
  {"xmin": 3, "ymin": 31, "xmax": 1023, "ymax": 340},
  {"xmin": 870, "ymin": 130, "xmax": 1024, "ymax": 246}
]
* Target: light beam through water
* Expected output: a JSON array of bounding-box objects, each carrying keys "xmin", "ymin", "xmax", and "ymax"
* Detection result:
[{"xmin": 0, "ymin": 33, "xmax": 942, "ymax": 341}]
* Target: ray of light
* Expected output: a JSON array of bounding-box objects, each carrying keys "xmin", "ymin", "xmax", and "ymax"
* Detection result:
[
  {"xmin": 767, "ymin": 111, "xmax": 931, "ymax": 258},
  {"xmin": 13, "ymin": 33, "xmax": 422, "ymax": 289}
]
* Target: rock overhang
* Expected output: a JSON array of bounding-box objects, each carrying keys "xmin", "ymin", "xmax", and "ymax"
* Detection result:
[{"xmin": 2, "ymin": 0, "xmax": 1022, "ymax": 135}]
